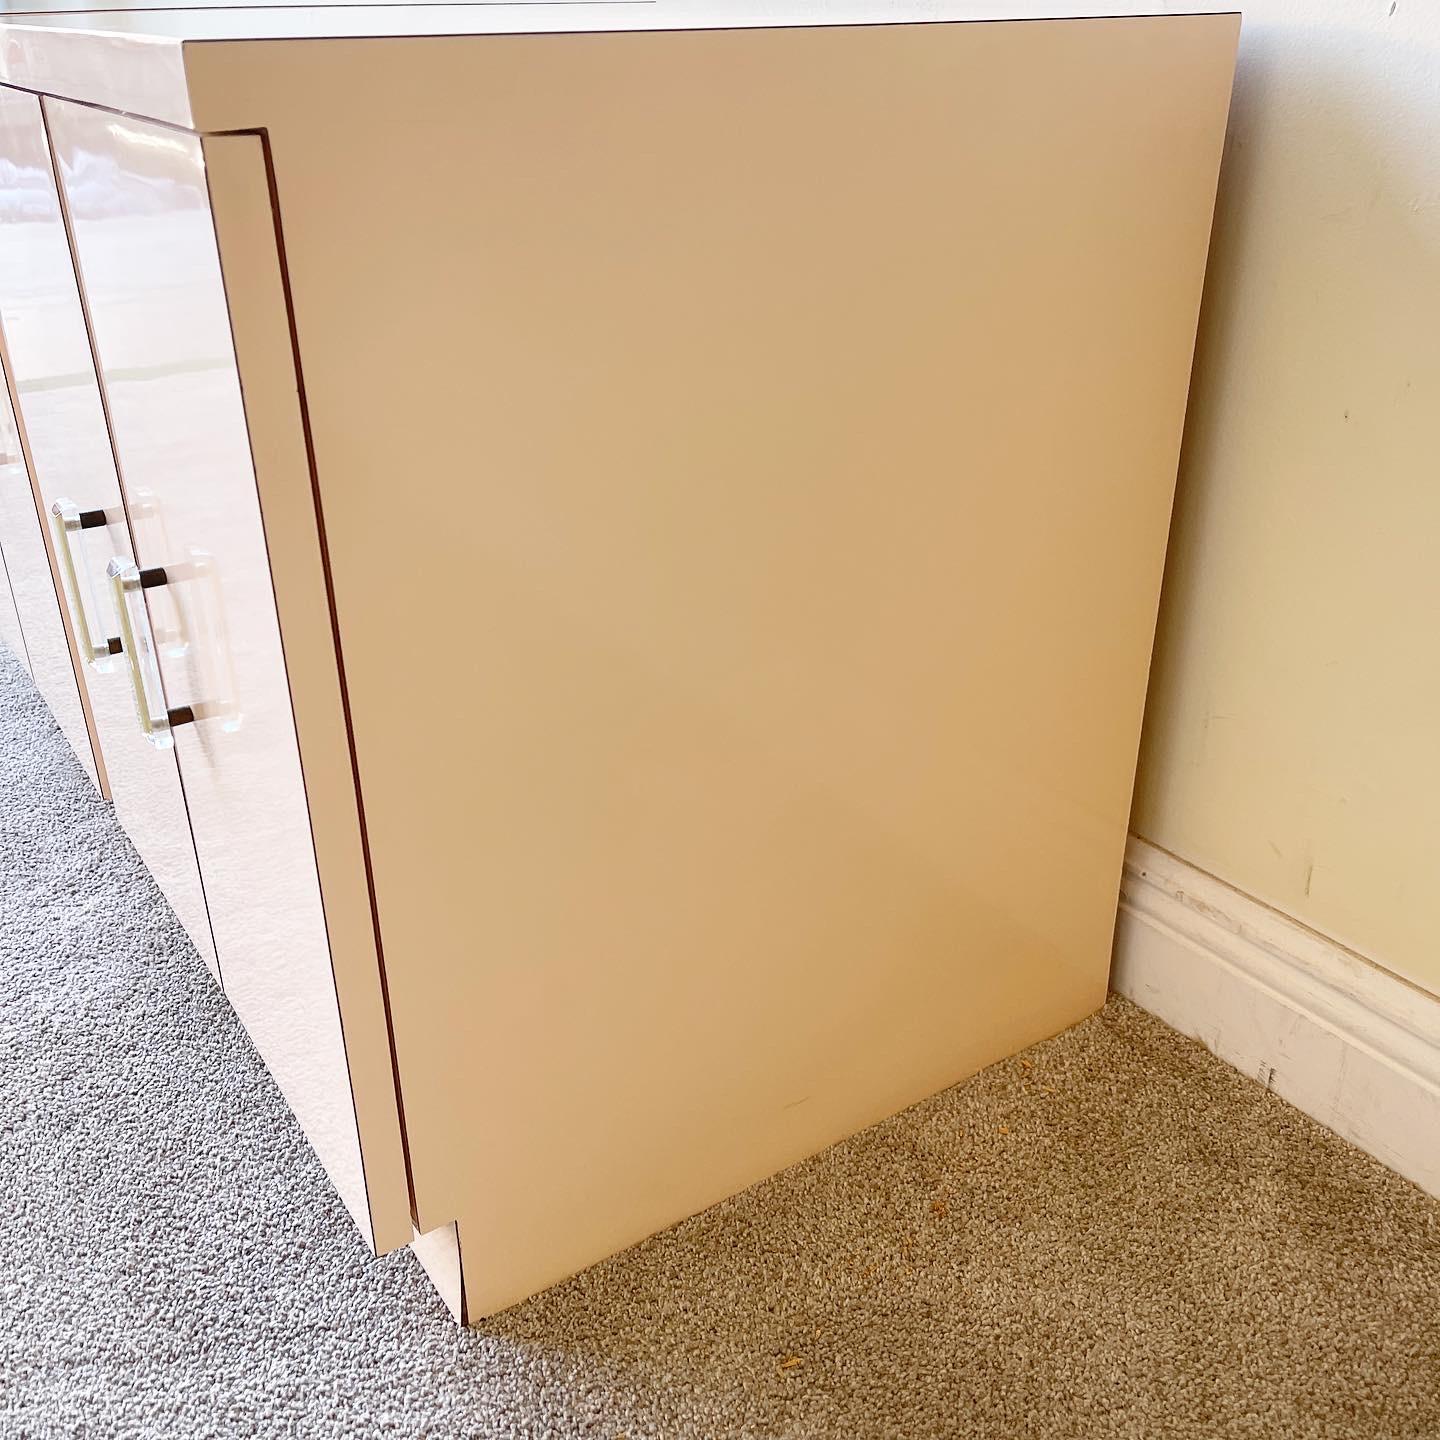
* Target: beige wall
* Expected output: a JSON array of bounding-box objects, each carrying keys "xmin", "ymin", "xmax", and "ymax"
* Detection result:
[{"xmin": 1134, "ymin": 0, "xmax": 1440, "ymax": 994}]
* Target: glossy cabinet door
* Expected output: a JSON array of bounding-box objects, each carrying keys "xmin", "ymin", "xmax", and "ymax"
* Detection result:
[
  {"xmin": 0, "ymin": 354, "xmax": 99, "ymax": 788},
  {"xmin": 0, "ymin": 381, "xmax": 39, "ymax": 679},
  {"xmin": 45, "ymin": 98, "xmax": 376, "ymax": 1246},
  {"xmin": 0, "ymin": 362, "xmax": 25, "ymax": 673},
  {"xmin": 0, "ymin": 390, "xmax": 31, "ymax": 671},
  {"xmin": 0, "ymin": 543, "xmax": 24, "ymax": 670},
  {"xmin": 0, "ymin": 85, "xmax": 216, "ymax": 975}
]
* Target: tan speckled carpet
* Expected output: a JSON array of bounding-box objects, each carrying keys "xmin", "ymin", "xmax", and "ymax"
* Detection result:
[{"xmin": 2, "ymin": 639, "xmax": 1438, "ymax": 1438}]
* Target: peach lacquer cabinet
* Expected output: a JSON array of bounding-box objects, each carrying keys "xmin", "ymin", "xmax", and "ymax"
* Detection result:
[{"xmin": 0, "ymin": 1, "xmax": 1238, "ymax": 1321}]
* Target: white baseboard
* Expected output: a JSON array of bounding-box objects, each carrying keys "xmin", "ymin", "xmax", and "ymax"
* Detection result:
[{"xmin": 1112, "ymin": 836, "xmax": 1440, "ymax": 1199}]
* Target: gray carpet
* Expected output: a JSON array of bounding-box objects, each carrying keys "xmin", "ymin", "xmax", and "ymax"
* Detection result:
[{"xmin": 1, "ymin": 641, "xmax": 1438, "ymax": 1440}]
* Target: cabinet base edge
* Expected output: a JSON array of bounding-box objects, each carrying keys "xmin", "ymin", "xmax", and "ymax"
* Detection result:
[{"xmin": 410, "ymin": 1221, "xmax": 464, "ymax": 1323}]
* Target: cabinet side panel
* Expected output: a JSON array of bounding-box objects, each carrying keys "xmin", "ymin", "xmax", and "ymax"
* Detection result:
[
  {"xmin": 189, "ymin": 16, "xmax": 1237, "ymax": 1312},
  {"xmin": 202, "ymin": 132, "xmax": 413, "ymax": 1254}
]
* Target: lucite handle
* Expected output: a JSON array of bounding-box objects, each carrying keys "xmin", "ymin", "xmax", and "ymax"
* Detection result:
[
  {"xmin": 49, "ymin": 498, "xmax": 121, "ymax": 671},
  {"xmin": 106, "ymin": 557, "xmax": 194, "ymax": 749}
]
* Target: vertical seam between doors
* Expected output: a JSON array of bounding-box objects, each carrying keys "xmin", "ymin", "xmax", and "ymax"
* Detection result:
[{"xmin": 38, "ymin": 93, "xmax": 225, "ymax": 981}]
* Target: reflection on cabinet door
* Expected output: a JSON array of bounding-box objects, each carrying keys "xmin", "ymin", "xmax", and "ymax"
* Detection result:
[
  {"xmin": 0, "ymin": 396, "xmax": 28, "ymax": 670},
  {"xmin": 0, "ymin": 543, "xmax": 23, "ymax": 670},
  {"xmin": 45, "ymin": 98, "xmax": 377, "ymax": 1247},
  {"xmin": 0, "ymin": 356, "xmax": 23, "ymax": 672},
  {"xmin": 0, "ymin": 359, "xmax": 98, "ymax": 785},
  {"xmin": 0, "ymin": 85, "xmax": 216, "ymax": 975}
]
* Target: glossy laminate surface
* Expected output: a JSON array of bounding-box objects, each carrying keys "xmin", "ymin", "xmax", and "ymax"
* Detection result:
[
  {"xmin": 0, "ymin": 363, "xmax": 97, "ymax": 788},
  {"xmin": 0, "ymin": 109, "xmax": 103, "ymax": 791},
  {"xmin": 44, "ymin": 96, "xmax": 375, "ymax": 1245},
  {"xmin": 0, "ymin": 4, "xmax": 1237, "ymax": 1318},
  {"xmin": 185, "ymin": 15, "xmax": 1237, "ymax": 1312},
  {"xmin": 0, "ymin": 379, "xmax": 41, "ymax": 677},
  {"xmin": 200, "ymin": 129, "xmax": 412, "ymax": 1252},
  {"xmin": 0, "ymin": 400, "xmax": 28, "ymax": 669},
  {"xmin": 0, "ymin": 0, "xmax": 1237, "ymax": 25},
  {"xmin": 0, "ymin": 549, "xmax": 23, "ymax": 669},
  {"xmin": 0, "ymin": 3, "xmax": 1237, "ymax": 131},
  {"xmin": 0, "ymin": 83, "xmax": 217, "ymax": 970}
]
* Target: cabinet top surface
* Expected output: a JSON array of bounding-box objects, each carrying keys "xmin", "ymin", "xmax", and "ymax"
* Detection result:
[
  {"xmin": 0, "ymin": 0, "xmax": 1237, "ymax": 43},
  {"xmin": 0, "ymin": 1, "xmax": 1238, "ymax": 150}
]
